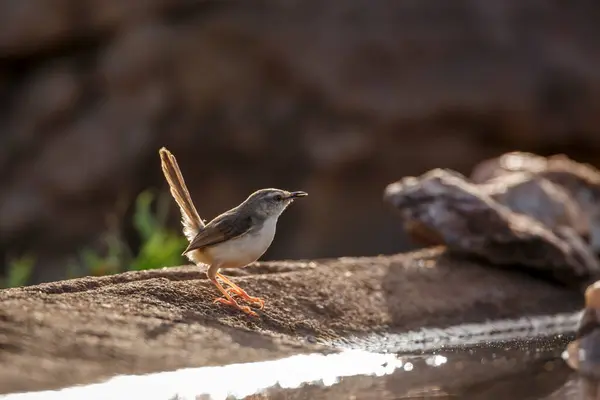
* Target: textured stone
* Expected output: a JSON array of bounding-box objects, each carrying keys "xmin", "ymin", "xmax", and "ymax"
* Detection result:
[
  {"xmin": 472, "ymin": 152, "xmax": 600, "ymax": 251},
  {"xmin": 384, "ymin": 167, "xmax": 600, "ymax": 288}
]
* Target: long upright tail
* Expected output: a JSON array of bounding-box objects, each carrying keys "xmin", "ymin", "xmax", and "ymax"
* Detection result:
[{"xmin": 159, "ymin": 147, "xmax": 205, "ymax": 242}]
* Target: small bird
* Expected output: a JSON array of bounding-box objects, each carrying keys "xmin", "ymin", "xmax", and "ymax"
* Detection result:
[{"xmin": 159, "ymin": 147, "xmax": 307, "ymax": 316}]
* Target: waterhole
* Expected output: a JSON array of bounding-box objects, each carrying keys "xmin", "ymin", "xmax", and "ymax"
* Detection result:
[{"xmin": 3, "ymin": 312, "xmax": 597, "ymax": 400}]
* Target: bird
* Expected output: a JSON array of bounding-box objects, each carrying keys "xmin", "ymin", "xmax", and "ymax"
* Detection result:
[{"xmin": 158, "ymin": 147, "xmax": 307, "ymax": 316}]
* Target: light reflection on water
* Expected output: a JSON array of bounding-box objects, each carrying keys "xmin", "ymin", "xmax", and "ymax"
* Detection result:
[
  {"xmin": 0, "ymin": 340, "xmax": 575, "ymax": 400},
  {"xmin": 0, "ymin": 312, "xmax": 593, "ymax": 400},
  {"xmin": 329, "ymin": 311, "xmax": 582, "ymax": 354},
  {"xmin": 0, "ymin": 350, "xmax": 420, "ymax": 400}
]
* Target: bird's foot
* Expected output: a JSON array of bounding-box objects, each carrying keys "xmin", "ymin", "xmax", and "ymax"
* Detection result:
[
  {"xmin": 213, "ymin": 296, "xmax": 258, "ymax": 317},
  {"xmin": 225, "ymin": 287, "xmax": 265, "ymax": 309}
]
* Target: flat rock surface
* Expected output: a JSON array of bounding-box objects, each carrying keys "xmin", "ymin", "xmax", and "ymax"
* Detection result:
[{"xmin": 0, "ymin": 248, "xmax": 583, "ymax": 395}]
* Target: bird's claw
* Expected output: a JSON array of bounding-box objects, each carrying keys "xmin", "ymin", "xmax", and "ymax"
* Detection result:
[
  {"xmin": 213, "ymin": 297, "xmax": 258, "ymax": 317},
  {"xmin": 225, "ymin": 288, "xmax": 265, "ymax": 309},
  {"xmin": 243, "ymin": 296, "xmax": 265, "ymax": 309}
]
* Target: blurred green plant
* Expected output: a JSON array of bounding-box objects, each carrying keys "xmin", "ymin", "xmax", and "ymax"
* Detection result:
[
  {"xmin": 130, "ymin": 190, "xmax": 188, "ymax": 271},
  {"xmin": 1, "ymin": 190, "xmax": 188, "ymax": 288},
  {"xmin": 68, "ymin": 231, "xmax": 129, "ymax": 278},
  {"xmin": 1, "ymin": 254, "xmax": 36, "ymax": 288},
  {"xmin": 69, "ymin": 189, "xmax": 187, "ymax": 278}
]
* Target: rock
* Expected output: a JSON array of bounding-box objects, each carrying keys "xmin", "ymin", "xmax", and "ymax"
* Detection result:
[
  {"xmin": 472, "ymin": 152, "xmax": 600, "ymax": 252},
  {"xmin": 481, "ymin": 172, "xmax": 590, "ymax": 239},
  {"xmin": 470, "ymin": 152, "xmax": 550, "ymax": 183},
  {"xmin": 383, "ymin": 168, "xmax": 600, "ymax": 288},
  {"xmin": 0, "ymin": 0, "xmax": 73, "ymax": 57},
  {"xmin": 0, "ymin": 0, "xmax": 187, "ymax": 58},
  {"xmin": 0, "ymin": 250, "xmax": 582, "ymax": 393},
  {"xmin": 565, "ymin": 281, "xmax": 600, "ymax": 377}
]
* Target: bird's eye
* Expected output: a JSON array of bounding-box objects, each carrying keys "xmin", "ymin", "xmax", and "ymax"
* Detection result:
[{"xmin": 274, "ymin": 195, "xmax": 282, "ymax": 201}]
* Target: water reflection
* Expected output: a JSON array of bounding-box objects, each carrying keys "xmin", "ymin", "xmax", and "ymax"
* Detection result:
[
  {"xmin": 0, "ymin": 350, "xmax": 406, "ymax": 400},
  {"xmin": 2, "ymin": 311, "xmax": 596, "ymax": 400},
  {"xmin": 1, "ymin": 335, "xmax": 583, "ymax": 400},
  {"xmin": 330, "ymin": 311, "xmax": 581, "ymax": 354}
]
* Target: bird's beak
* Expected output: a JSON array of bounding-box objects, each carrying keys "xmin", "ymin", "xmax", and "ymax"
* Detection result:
[{"xmin": 288, "ymin": 191, "xmax": 308, "ymax": 199}]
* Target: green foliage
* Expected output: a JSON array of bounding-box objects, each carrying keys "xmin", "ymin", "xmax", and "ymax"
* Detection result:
[
  {"xmin": 71, "ymin": 233, "xmax": 127, "ymax": 277},
  {"xmin": 129, "ymin": 190, "xmax": 188, "ymax": 271},
  {"xmin": 70, "ymin": 189, "xmax": 187, "ymax": 278},
  {"xmin": 1, "ymin": 254, "xmax": 35, "ymax": 288},
  {"xmin": 2, "ymin": 190, "xmax": 188, "ymax": 287}
]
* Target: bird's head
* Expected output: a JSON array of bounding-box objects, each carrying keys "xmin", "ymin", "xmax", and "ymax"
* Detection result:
[{"xmin": 242, "ymin": 188, "xmax": 308, "ymax": 218}]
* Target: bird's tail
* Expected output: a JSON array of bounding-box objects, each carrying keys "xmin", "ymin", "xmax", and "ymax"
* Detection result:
[{"xmin": 159, "ymin": 147, "xmax": 204, "ymax": 242}]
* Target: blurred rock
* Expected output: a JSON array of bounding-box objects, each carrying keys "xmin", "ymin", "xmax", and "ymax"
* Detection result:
[
  {"xmin": 565, "ymin": 281, "xmax": 600, "ymax": 377},
  {"xmin": 472, "ymin": 152, "xmax": 600, "ymax": 251},
  {"xmin": 3, "ymin": 1, "xmax": 600, "ymax": 281},
  {"xmin": 470, "ymin": 152, "xmax": 551, "ymax": 184},
  {"xmin": 481, "ymin": 172, "xmax": 590, "ymax": 240},
  {"xmin": 383, "ymin": 168, "xmax": 600, "ymax": 288}
]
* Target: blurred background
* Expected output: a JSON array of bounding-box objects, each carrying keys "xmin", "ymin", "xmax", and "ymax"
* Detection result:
[{"xmin": 1, "ymin": 0, "xmax": 600, "ymax": 286}]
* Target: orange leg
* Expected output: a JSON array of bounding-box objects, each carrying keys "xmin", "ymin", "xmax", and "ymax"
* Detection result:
[
  {"xmin": 210, "ymin": 277, "xmax": 258, "ymax": 317},
  {"xmin": 217, "ymin": 273, "xmax": 265, "ymax": 310}
]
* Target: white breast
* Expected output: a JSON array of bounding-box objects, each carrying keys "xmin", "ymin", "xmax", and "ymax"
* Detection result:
[{"xmin": 206, "ymin": 216, "xmax": 278, "ymax": 268}]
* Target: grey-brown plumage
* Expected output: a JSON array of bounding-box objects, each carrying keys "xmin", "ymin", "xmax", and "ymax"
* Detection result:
[
  {"xmin": 183, "ymin": 211, "xmax": 253, "ymax": 255},
  {"xmin": 159, "ymin": 147, "xmax": 307, "ymax": 316}
]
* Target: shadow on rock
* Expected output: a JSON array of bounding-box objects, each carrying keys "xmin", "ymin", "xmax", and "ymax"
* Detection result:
[{"xmin": 380, "ymin": 249, "xmax": 582, "ymax": 332}]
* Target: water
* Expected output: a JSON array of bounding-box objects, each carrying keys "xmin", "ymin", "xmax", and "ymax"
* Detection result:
[
  {"xmin": 328, "ymin": 311, "xmax": 581, "ymax": 354},
  {"xmin": 2, "ymin": 312, "xmax": 597, "ymax": 400}
]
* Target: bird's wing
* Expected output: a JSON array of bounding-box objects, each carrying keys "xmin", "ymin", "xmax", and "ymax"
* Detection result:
[{"xmin": 182, "ymin": 211, "xmax": 253, "ymax": 254}]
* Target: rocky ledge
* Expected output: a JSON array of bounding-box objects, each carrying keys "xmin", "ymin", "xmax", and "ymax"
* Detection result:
[{"xmin": 0, "ymin": 248, "xmax": 583, "ymax": 394}]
